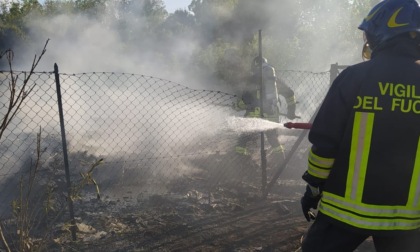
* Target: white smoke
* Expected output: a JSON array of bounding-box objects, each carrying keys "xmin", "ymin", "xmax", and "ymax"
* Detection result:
[{"xmin": 13, "ymin": 1, "xmax": 367, "ymax": 79}]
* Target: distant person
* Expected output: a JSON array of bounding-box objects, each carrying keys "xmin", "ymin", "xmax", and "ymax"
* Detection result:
[
  {"xmin": 300, "ymin": 0, "xmax": 420, "ymax": 251},
  {"xmin": 234, "ymin": 56, "xmax": 297, "ymax": 169}
]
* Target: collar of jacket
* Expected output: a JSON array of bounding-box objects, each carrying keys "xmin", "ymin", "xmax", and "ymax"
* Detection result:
[{"xmin": 371, "ymin": 36, "xmax": 420, "ymax": 59}]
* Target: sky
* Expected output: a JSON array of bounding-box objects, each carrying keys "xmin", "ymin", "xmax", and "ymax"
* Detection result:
[{"xmin": 164, "ymin": 0, "xmax": 191, "ymax": 13}]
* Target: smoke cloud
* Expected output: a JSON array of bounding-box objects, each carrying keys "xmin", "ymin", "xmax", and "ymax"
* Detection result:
[{"xmin": 13, "ymin": 0, "xmax": 365, "ymax": 82}]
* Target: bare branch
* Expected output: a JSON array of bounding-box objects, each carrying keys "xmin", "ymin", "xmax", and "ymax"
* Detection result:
[
  {"xmin": 0, "ymin": 222, "xmax": 11, "ymax": 252},
  {"xmin": 0, "ymin": 39, "xmax": 49, "ymax": 140}
]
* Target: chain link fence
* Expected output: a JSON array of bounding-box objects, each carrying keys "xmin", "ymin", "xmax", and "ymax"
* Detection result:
[{"xmin": 0, "ymin": 64, "xmax": 345, "ymax": 224}]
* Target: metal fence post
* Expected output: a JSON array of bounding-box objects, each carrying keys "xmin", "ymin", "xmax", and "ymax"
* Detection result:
[
  {"xmin": 330, "ymin": 63, "xmax": 339, "ymax": 85},
  {"xmin": 258, "ymin": 29, "xmax": 268, "ymax": 194},
  {"xmin": 54, "ymin": 63, "xmax": 77, "ymax": 241}
]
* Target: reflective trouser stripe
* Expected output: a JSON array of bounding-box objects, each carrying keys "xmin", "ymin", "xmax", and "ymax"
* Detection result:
[
  {"xmin": 408, "ymin": 136, "xmax": 420, "ymax": 207},
  {"xmin": 235, "ymin": 146, "xmax": 249, "ymax": 155},
  {"xmin": 264, "ymin": 116, "xmax": 278, "ymax": 122},
  {"xmin": 272, "ymin": 145, "xmax": 284, "ymax": 154},
  {"xmin": 346, "ymin": 112, "xmax": 374, "ymax": 201},
  {"xmin": 320, "ymin": 192, "xmax": 420, "ymax": 230},
  {"xmin": 246, "ymin": 110, "xmax": 278, "ymax": 122}
]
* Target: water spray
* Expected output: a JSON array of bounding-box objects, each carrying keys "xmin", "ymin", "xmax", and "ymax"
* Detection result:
[{"xmin": 226, "ymin": 117, "xmax": 312, "ymax": 133}]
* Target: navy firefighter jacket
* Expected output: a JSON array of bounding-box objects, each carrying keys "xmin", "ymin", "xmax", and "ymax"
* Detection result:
[{"xmin": 307, "ymin": 37, "xmax": 420, "ymax": 234}]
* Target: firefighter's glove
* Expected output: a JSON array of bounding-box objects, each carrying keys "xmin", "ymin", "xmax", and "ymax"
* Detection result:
[
  {"xmin": 301, "ymin": 184, "xmax": 321, "ymax": 222},
  {"xmin": 287, "ymin": 104, "xmax": 297, "ymax": 119}
]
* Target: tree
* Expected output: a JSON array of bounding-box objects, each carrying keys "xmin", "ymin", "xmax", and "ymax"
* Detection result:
[
  {"xmin": 0, "ymin": 2, "xmax": 27, "ymax": 68},
  {"xmin": 291, "ymin": 0, "xmax": 377, "ymax": 69},
  {"xmin": 74, "ymin": 0, "xmax": 106, "ymax": 17},
  {"xmin": 143, "ymin": 0, "xmax": 168, "ymax": 26}
]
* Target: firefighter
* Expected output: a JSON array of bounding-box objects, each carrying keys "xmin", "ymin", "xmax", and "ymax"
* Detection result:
[
  {"xmin": 300, "ymin": 0, "xmax": 420, "ymax": 251},
  {"xmin": 234, "ymin": 56, "xmax": 297, "ymax": 169}
]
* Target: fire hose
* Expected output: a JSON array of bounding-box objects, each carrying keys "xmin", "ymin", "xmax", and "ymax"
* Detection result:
[{"xmin": 283, "ymin": 122, "xmax": 312, "ymax": 129}]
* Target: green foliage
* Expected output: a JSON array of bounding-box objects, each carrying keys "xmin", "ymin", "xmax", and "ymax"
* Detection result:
[
  {"xmin": 143, "ymin": 0, "xmax": 168, "ymax": 24},
  {"xmin": 75, "ymin": 0, "xmax": 106, "ymax": 16},
  {"xmin": 0, "ymin": 2, "xmax": 26, "ymax": 42},
  {"xmin": 43, "ymin": 0, "xmax": 77, "ymax": 16}
]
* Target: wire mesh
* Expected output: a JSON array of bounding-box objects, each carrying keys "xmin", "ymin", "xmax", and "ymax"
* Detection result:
[{"xmin": 0, "ymin": 68, "xmax": 334, "ymax": 219}]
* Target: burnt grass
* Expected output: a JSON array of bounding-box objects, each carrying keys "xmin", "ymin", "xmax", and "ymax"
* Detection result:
[
  {"xmin": 1, "ymin": 151, "xmax": 375, "ymax": 252},
  {"xmin": 46, "ymin": 178, "xmax": 375, "ymax": 252}
]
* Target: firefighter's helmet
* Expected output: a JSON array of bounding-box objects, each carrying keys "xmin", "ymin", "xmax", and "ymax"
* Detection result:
[
  {"xmin": 253, "ymin": 56, "xmax": 267, "ymax": 67},
  {"xmin": 358, "ymin": 0, "xmax": 420, "ymax": 50},
  {"xmin": 252, "ymin": 56, "xmax": 267, "ymax": 73}
]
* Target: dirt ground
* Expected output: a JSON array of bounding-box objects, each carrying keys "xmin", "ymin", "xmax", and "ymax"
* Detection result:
[
  {"xmin": 49, "ymin": 182, "xmax": 376, "ymax": 252},
  {"xmin": 0, "ymin": 151, "xmax": 375, "ymax": 251}
]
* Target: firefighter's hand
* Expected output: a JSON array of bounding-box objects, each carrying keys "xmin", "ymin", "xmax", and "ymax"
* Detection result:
[{"xmin": 301, "ymin": 185, "xmax": 321, "ymax": 222}]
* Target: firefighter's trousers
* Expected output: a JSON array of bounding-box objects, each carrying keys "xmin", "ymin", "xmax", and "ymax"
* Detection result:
[{"xmin": 302, "ymin": 213, "xmax": 420, "ymax": 252}]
